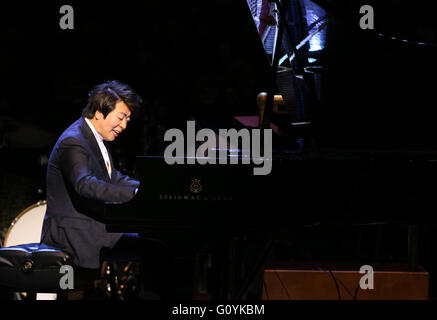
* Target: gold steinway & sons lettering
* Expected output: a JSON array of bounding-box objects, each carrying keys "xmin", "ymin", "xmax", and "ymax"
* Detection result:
[{"xmin": 159, "ymin": 194, "xmax": 233, "ymax": 201}]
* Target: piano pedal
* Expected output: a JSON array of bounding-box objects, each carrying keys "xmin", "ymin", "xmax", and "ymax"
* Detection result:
[{"xmin": 101, "ymin": 261, "xmax": 142, "ymax": 300}]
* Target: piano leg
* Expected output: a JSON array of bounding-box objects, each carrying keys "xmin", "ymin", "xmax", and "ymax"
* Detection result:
[
  {"xmin": 408, "ymin": 224, "xmax": 419, "ymax": 272},
  {"xmin": 234, "ymin": 239, "xmax": 275, "ymax": 300},
  {"xmin": 192, "ymin": 240, "xmax": 230, "ymax": 300}
]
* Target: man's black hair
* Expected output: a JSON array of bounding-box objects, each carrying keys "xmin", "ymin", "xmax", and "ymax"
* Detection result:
[{"xmin": 82, "ymin": 80, "xmax": 143, "ymax": 119}]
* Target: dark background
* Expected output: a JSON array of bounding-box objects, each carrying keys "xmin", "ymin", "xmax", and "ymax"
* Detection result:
[{"xmin": 0, "ymin": 0, "xmax": 272, "ymax": 156}]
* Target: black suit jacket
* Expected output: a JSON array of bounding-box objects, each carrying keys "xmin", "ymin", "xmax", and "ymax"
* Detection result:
[{"xmin": 41, "ymin": 117, "xmax": 140, "ymax": 269}]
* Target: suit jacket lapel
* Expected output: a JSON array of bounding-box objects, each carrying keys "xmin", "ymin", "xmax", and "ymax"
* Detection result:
[{"xmin": 78, "ymin": 117, "xmax": 111, "ymax": 182}]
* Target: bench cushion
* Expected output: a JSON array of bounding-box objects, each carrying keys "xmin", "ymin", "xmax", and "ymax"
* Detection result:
[{"xmin": 0, "ymin": 243, "xmax": 73, "ymax": 291}]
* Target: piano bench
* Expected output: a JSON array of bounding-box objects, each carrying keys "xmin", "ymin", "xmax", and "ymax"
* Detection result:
[{"xmin": 0, "ymin": 243, "xmax": 100, "ymax": 300}]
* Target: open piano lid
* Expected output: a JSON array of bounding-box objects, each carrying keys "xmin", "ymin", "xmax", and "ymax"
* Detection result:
[{"xmin": 246, "ymin": 0, "xmax": 437, "ymax": 154}]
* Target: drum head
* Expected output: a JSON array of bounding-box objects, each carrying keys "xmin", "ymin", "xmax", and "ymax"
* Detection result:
[{"xmin": 3, "ymin": 201, "xmax": 47, "ymax": 247}]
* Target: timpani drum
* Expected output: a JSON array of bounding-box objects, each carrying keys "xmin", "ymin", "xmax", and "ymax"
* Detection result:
[{"xmin": 3, "ymin": 200, "xmax": 47, "ymax": 247}]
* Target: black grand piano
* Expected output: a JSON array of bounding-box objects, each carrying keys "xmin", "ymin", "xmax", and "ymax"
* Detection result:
[{"xmin": 103, "ymin": 0, "xmax": 437, "ymax": 299}]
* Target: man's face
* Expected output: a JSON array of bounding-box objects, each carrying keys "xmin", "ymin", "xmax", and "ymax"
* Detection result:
[{"xmin": 93, "ymin": 100, "xmax": 131, "ymax": 141}]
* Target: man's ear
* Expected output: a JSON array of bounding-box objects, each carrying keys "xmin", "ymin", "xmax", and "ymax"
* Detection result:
[{"xmin": 94, "ymin": 110, "xmax": 103, "ymax": 120}]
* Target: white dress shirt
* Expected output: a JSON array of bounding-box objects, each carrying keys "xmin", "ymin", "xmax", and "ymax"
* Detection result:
[{"xmin": 84, "ymin": 117, "xmax": 112, "ymax": 178}]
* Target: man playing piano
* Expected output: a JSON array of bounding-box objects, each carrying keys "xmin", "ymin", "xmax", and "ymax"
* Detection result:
[{"xmin": 40, "ymin": 80, "xmax": 173, "ymax": 299}]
